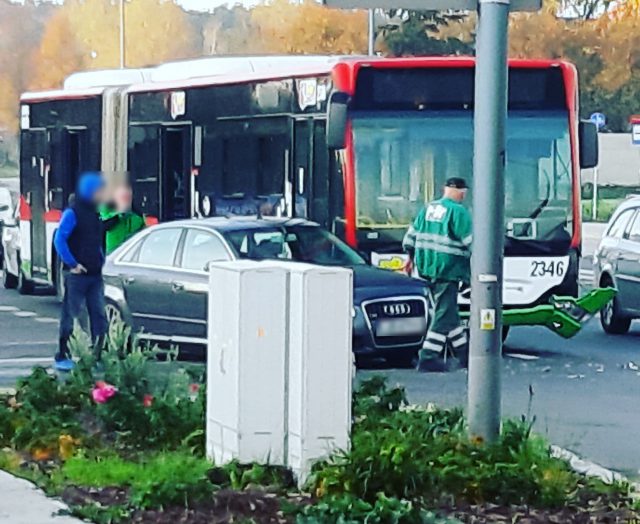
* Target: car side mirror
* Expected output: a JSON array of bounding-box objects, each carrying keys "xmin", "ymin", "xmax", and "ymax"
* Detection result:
[
  {"xmin": 579, "ymin": 121, "xmax": 599, "ymax": 169},
  {"xmin": 326, "ymin": 91, "xmax": 349, "ymax": 150},
  {"xmin": 204, "ymin": 258, "xmax": 228, "ymax": 271}
]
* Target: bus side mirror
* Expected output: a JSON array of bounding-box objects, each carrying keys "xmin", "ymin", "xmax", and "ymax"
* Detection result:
[
  {"xmin": 579, "ymin": 121, "xmax": 599, "ymax": 169},
  {"xmin": 326, "ymin": 91, "xmax": 349, "ymax": 150}
]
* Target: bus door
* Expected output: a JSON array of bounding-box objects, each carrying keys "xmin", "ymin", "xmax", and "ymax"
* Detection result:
[
  {"xmin": 21, "ymin": 129, "xmax": 48, "ymax": 280},
  {"xmin": 293, "ymin": 118, "xmax": 331, "ymax": 228},
  {"xmin": 50, "ymin": 127, "xmax": 89, "ymax": 210},
  {"xmin": 160, "ymin": 126, "xmax": 191, "ymax": 221},
  {"xmin": 209, "ymin": 118, "xmax": 291, "ymax": 217}
]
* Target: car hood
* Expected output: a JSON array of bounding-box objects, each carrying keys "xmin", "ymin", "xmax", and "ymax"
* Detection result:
[{"xmin": 351, "ymin": 265, "xmax": 427, "ymax": 303}]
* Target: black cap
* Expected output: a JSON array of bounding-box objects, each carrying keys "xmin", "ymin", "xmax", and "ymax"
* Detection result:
[{"xmin": 445, "ymin": 177, "xmax": 468, "ymax": 189}]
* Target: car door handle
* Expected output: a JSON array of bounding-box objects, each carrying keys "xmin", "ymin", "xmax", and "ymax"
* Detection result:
[
  {"xmin": 122, "ymin": 276, "xmax": 135, "ymax": 285},
  {"xmin": 172, "ymin": 281, "xmax": 185, "ymax": 292}
]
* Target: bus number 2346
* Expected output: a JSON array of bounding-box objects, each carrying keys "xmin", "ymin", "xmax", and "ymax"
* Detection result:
[{"xmin": 530, "ymin": 260, "xmax": 565, "ymax": 278}]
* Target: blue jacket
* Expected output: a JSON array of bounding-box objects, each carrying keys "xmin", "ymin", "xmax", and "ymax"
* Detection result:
[{"xmin": 54, "ymin": 173, "xmax": 105, "ymax": 275}]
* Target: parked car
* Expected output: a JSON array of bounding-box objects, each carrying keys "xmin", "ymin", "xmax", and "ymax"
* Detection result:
[
  {"xmin": 0, "ymin": 187, "xmax": 13, "ymax": 267},
  {"xmin": 594, "ymin": 195, "xmax": 640, "ymax": 334},
  {"xmin": 1, "ymin": 200, "xmax": 20, "ymax": 290},
  {"xmin": 103, "ymin": 217, "xmax": 428, "ymax": 365}
]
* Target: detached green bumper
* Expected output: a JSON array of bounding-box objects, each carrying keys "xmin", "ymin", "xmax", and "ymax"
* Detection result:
[{"xmin": 461, "ymin": 288, "xmax": 616, "ymax": 339}]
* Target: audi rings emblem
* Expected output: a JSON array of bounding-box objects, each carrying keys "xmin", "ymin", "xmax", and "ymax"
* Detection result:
[{"xmin": 383, "ymin": 303, "xmax": 411, "ymax": 316}]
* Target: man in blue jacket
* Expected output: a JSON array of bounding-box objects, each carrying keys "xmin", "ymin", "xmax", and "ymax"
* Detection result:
[{"xmin": 54, "ymin": 172, "xmax": 108, "ymax": 371}]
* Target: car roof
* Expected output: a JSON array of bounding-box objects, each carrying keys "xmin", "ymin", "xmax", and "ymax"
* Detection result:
[
  {"xmin": 609, "ymin": 196, "xmax": 640, "ymax": 217},
  {"xmin": 151, "ymin": 216, "xmax": 319, "ymax": 233}
]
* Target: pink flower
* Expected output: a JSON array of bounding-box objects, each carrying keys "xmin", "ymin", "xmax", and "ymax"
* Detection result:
[
  {"xmin": 91, "ymin": 381, "xmax": 117, "ymax": 404},
  {"xmin": 143, "ymin": 394, "xmax": 154, "ymax": 408},
  {"xmin": 189, "ymin": 383, "xmax": 200, "ymax": 394}
]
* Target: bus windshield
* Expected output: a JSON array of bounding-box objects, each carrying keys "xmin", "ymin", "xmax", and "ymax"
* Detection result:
[{"xmin": 352, "ymin": 111, "xmax": 573, "ymax": 243}]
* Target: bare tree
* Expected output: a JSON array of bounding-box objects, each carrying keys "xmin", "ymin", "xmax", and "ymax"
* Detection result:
[{"xmin": 557, "ymin": 0, "xmax": 617, "ymax": 20}]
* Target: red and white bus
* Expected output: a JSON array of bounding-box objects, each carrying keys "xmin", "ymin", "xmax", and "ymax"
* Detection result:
[{"xmin": 17, "ymin": 56, "xmax": 597, "ymax": 307}]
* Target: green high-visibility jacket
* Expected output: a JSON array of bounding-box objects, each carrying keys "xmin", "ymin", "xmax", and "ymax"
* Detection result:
[
  {"xmin": 403, "ymin": 197, "xmax": 472, "ymax": 283},
  {"xmin": 100, "ymin": 206, "xmax": 146, "ymax": 255}
]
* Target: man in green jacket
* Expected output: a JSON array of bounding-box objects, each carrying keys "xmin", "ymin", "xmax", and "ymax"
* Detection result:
[
  {"xmin": 100, "ymin": 185, "xmax": 145, "ymax": 254},
  {"xmin": 403, "ymin": 177, "xmax": 472, "ymax": 372}
]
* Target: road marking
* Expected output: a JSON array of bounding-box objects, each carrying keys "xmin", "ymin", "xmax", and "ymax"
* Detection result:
[
  {"xmin": 1, "ymin": 341, "xmax": 54, "ymax": 347},
  {"xmin": 12, "ymin": 311, "xmax": 37, "ymax": 317},
  {"xmin": 0, "ymin": 306, "xmax": 19, "ymax": 312},
  {"xmin": 0, "ymin": 357, "xmax": 52, "ymax": 364},
  {"xmin": 505, "ymin": 352, "xmax": 540, "ymax": 361},
  {"xmin": 34, "ymin": 317, "xmax": 58, "ymax": 323}
]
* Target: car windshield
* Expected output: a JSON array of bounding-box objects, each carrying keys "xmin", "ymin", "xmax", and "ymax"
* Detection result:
[
  {"xmin": 352, "ymin": 110, "xmax": 573, "ymax": 242},
  {"xmin": 224, "ymin": 225, "xmax": 366, "ymax": 266}
]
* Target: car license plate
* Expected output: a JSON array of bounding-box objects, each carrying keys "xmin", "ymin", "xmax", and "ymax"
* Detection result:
[{"xmin": 376, "ymin": 317, "xmax": 426, "ymax": 337}]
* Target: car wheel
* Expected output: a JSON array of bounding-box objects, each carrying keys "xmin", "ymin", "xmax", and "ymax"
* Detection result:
[
  {"xmin": 105, "ymin": 301, "xmax": 125, "ymax": 339},
  {"xmin": 2, "ymin": 256, "xmax": 18, "ymax": 289},
  {"xmin": 17, "ymin": 258, "xmax": 33, "ymax": 295},
  {"xmin": 600, "ymin": 292, "xmax": 631, "ymax": 335}
]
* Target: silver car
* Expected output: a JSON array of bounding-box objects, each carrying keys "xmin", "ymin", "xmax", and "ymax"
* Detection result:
[
  {"xmin": 594, "ymin": 196, "xmax": 640, "ymax": 334},
  {"xmin": 1, "ymin": 201, "xmax": 20, "ymax": 290}
]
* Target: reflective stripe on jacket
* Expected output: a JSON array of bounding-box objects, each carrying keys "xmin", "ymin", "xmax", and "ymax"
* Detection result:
[{"xmin": 403, "ymin": 197, "xmax": 472, "ymax": 283}]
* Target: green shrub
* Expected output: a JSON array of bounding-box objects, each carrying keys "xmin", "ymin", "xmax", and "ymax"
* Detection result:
[
  {"xmin": 9, "ymin": 367, "xmax": 85, "ymax": 452},
  {"xmin": 1, "ymin": 324, "xmax": 205, "ymax": 456},
  {"xmin": 309, "ymin": 377, "xmax": 578, "ymax": 509}
]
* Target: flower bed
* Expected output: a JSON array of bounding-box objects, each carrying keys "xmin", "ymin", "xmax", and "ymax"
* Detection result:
[{"xmin": 0, "ymin": 327, "xmax": 638, "ymax": 523}]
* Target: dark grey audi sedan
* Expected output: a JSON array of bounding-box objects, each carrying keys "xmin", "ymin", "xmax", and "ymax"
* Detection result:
[{"xmin": 103, "ymin": 217, "xmax": 428, "ymax": 365}]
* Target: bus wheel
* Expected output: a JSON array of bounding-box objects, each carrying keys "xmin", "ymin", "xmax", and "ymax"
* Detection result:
[{"xmin": 17, "ymin": 258, "xmax": 33, "ymax": 295}]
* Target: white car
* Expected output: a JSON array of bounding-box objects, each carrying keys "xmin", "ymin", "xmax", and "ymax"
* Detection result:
[{"xmin": 1, "ymin": 201, "xmax": 21, "ymax": 290}]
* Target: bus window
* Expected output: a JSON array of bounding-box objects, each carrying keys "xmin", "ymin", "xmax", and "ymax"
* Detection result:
[{"xmin": 128, "ymin": 125, "xmax": 160, "ymax": 218}]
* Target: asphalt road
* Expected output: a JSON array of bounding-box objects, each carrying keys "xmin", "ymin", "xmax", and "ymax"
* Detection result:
[{"xmin": 2, "ymin": 220, "xmax": 638, "ymax": 479}]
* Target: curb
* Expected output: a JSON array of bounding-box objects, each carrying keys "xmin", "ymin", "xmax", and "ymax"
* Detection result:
[{"xmin": 552, "ymin": 445, "xmax": 640, "ymax": 496}]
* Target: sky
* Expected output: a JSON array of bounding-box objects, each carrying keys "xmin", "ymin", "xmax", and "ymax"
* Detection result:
[{"xmin": 176, "ymin": 0, "xmax": 259, "ymax": 11}]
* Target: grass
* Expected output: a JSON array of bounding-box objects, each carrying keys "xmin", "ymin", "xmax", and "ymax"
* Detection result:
[
  {"xmin": 582, "ymin": 198, "xmax": 623, "ymax": 222},
  {"xmin": 57, "ymin": 451, "xmax": 212, "ymax": 508},
  {"xmin": 0, "ymin": 164, "xmax": 17, "ymax": 179}
]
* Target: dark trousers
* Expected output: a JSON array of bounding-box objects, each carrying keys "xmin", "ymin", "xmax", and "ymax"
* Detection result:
[
  {"xmin": 57, "ymin": 272, "xmax": 107, "ymax": 360},
  {"xmin": 420, "ymin": 280, "xmax": 467, "ymax": 361}
]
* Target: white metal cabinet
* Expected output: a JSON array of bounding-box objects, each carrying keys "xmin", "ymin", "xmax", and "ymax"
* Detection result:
[
  {"xmin": 206, "ymin": 260, "xmax": 289, "ymax": 465},
  {"xmin": 283, "ymin": 263, "xmax": 353, "ymax": 483}
]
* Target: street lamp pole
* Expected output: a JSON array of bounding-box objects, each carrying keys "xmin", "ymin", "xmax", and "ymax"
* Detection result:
[
  {"xmin": 467, "ymin": 0, "xmax": 510, "ymax": 443},
  {"xmin": 368, "ymin": 9, "xmax": 375, "ymax": 55},
  {"xmin": 119, "ymin": 0, "xmax": 125, "ymax": 68}
]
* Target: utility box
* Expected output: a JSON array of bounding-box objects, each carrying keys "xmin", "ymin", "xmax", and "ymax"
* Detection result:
[
  {"xmin": 206, "ymin": 261, "xmax": 289, "ymax": 465},
  {"xmin": 284, "ymin": 263, "xmax": 353, "ymax": 483}
]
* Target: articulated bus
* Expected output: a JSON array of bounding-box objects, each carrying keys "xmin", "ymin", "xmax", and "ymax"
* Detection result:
[{"xmin": 18, "ymin": 56, "xmax": 598, "ymax": 309}]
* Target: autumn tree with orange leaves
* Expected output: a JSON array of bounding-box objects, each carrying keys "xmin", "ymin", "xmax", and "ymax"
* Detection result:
[
  {"xmin": 28, "ymin": 0, "xmax": 198, "ymax": 91},
  {"xmin": 251, "ymin": 0, "xmax": 368, "ymax": 54}
]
